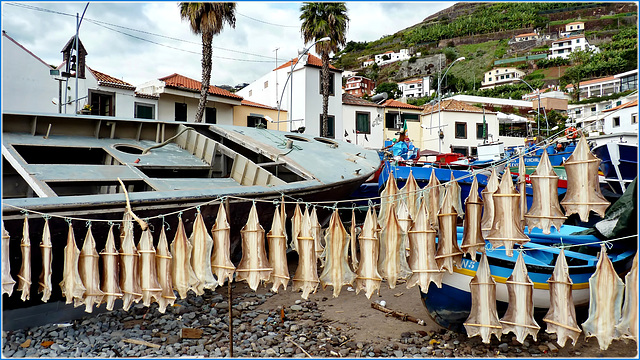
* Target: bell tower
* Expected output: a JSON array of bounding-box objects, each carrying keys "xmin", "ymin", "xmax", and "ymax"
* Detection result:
[{"xmin": 61, "ymin": 36, "xmax": 87, "ymax": 79}]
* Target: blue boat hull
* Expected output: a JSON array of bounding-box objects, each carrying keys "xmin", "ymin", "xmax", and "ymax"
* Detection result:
[{"xmin": 592, "ymin": 142, "xmax": 638, "ymax": 193}]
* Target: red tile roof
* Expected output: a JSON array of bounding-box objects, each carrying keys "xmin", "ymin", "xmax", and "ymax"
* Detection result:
[
  {"xmin": 422, "ymin": 99, "xmax": 492, "ymax": 115},
  {"xmin": 516, "ymin": 33, "xmax": 538, "ymax": 38},
  {"xmin": 274, "ymin": 54, "xmax": 339, "ymax": 71},
  {"xmin": 552, "ymin": 35, "xmax": 585, "ymax": 43},
  {"xmin": 135, "ymin": 92, "xmax": 159, "ymax": 100},
  {"xmin": 566, "ymin": 21, "xmax": 584, "ymax": 25},
  {"xmin": 159, "ymin": 73, "xmax": 243, "ymax": 100},
  {"xmin": 565, "ymin": 76, "xmax": 617, "ymax": 89},
  {"xmin": 241, "ymin": 99, "xmax": 277, "ymax": 110},
  {"xmin": 602, "ymin": 99, "xmax": 638, "ymax": 113},
  {"xmin": 89, "ymin": 67, "xmax": 136, "ymax": 90},
  {"xmin": 342, "ymin": 93, "xmax": 381, "ymax": 107},
  {"xmin": 399, "ymin": 78, "xmax": 423, "ymax": 85},
  {"xmin": 382, "ymin": 51, "xmax": 394, "ymax": 54},
  {"xmin": 2, "ymin": 31, "xmax": 51, "ymax": 68},
  {"xmin": 381, "ymin": 99, "xmax": 422, "ymax": 110}
]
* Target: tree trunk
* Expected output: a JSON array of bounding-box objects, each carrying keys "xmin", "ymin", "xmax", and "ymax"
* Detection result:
[
  {"xmin": 195, "ymin": 31, "xmax": 214, "ymax": 123},
  {"xmin": 321, "ymin": 52, "xmax": 330, "ymax": 137}
]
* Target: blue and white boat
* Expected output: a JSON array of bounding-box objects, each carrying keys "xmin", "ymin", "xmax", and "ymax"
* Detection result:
[{"xmin": 590, "ymin": 133, "xmax": 638, "ymax": 194}]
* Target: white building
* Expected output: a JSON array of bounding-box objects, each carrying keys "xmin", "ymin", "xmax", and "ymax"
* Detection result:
[
  {"xmin": 549, "ymin": 35, "xmax": 598, "ymax": 59},
  {"xmin": 398, "ymin": 76, "xmax": 433, "ymax": 99},
  {"xmin": 480, "ymin": 67, "xmax": 525, "ymax": 89},
  {"xmin": 237, "ymin": 54, "xmax": 343, "ymax": 138},
  {"xmin": 374, "ymin": 49, "xmax": 413, "ymax": 66},
  {"xmin": 514, "ymin": 32, "xmax": 539, "ymax": 42},
  {"xmin": 342, "ymin": 93, "xmax": 384, "ymax": 149},
  {"xmin": 560, "ymin": 21, "xmax": 585, "ymax": 37},
  {"xmin": 601, "ymin": 98, "xmax": 638, "ymax": 135},
  {"xmin": 569, "ymin": 91, "xmax": 638, "ymax": 133}
]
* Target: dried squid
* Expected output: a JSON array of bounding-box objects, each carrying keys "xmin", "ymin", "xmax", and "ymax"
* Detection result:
[
  {"xmin": 581, "ymin": 244, "xmax": 624, "ymax": 351},
  {"xmin": 319, "ymin": 209, "xmax": 357, "ymax": 297},
  {"xmin": 378, "ymin": 203, "xmax": 412, "ymax": 288},
  {"xmin": 354, "ymin": 208, "xmax": 382, "ymax": 299},
  {"xmin": 60, "ymin": 223, "xmax": 86, "ymax": 307},
  {"xmin": 525, "ymin": 151, "xmax": 566, "ymax": 234},
  {"xmin": 156, "ymin": 225, "xmax": 176, "ymax": 313},
  {"xmin": 463, "ymin": 254, "xmax": 502, "ymax": 344},
  {"xmin": 138, "ymin": 228, "xmax": 163, "ymax": 307},
  {"xmin": 267, "ymin": 207, "xmax": 289, "ymax": 292},
  {"xmin": 543, "ymin": 249, "xmax": 581, "ymax": 347},
  {"xmin": 499, "ymin": 252, "xmax": 540, "ymax": 344},
  {"xmin": 119, "ymin": 214, "xmax": 142, "ymax": 310},
  {"xmin": 17, "ymin": 216, "xmax": 31, "ymax": 301},
  {"xmin": 211, "ymin": 203, "xmax": 235, "ymax": 286},
  {"xmin": 435, "ymin": 185, "xmax": 463, "ymax": 274},
  {"xmin": 480, "ymin": 169, "xmax": 500, "ymax": 238},
  {"xmin": 171, "ymin": 217, "xmax": 200, "ymax": 299},
  {"xmin": 2, "ymin": 221, "xmax": 15, "ymax": 296},
  {"xmin": 292, "ymin": 209, "xmax": 319, "ymax": 299},
  {"xmin": 100, "ymin": 225, "xmax": 122, "ymax": 311},
  {"xmin": 38, "ymin": 219, "xmax": 53, "ymax": 302},
  {"xmin": 406, "ymin": 201, "xmax": 443, "ymax": 293},
  {"xmin": 460, "ymin": 176, "xmax": 485, "ymax": 261},
  {"xmin": 236, "ymin": 203, "xmax": 272, "ymax": 291},
  {"xmin": 617, "ymin": 251, "xmax": 638, "ymax": 342},
  {"xmin": 78, "ymin": 226, "xmax": 104, "ymax": 313},
  {"xmin": 189, "ymin": 211, "xmax": 218, "ymax": 294}
]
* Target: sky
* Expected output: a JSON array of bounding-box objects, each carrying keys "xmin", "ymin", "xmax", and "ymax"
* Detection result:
[{"xmin": 1, "ymin": 1, "xmax": 455, "ymax": 87}]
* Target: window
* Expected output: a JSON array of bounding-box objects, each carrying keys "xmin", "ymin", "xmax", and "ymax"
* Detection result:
[
  {"xmin": 455, "ymin": 122, "xmax": 467, "ymax": 139},
  {"xmin": 89, "ymin": 90, "xmax": 115, "ymax": 116},
  {"xmin": 452, "ymin": 146, "xmax": 468, "ymax": 156},
  {"xmin": 591, "ymin": 106, "xmax": 596, "ymax": 112},
  {"xmin": 319, "ymin": 115, "xmax": 335, "ymax": 138},
  {"xmin": 247, "ymin": 115, "xmax": 267, "ymax": 128},
  {"xmin": 249, "ymin": 90, "xmax": 253, "ymax": 97},
  {"xmin": 356, "ymin": 112, "xmax": 370, "ymax": 134},
  {"xmin": 576, "ymin": 38, "xmax": 580, "ymax": 43},
  {"xmin": 471, "ymin": 147, "xmax": 478, "ymax": 156},
  {"xmin": 385, "ymin": 113, "xmax": 399, "ymax": 129},
  {"xmin": 264, "ymin": 81, "xmax": 269, "ymax": 89},
  {"xmin": 134, "ymin": 102, "xmax": 154, "ymax": 119},
  {"xmin": 320, "ymin": 73, "xmax": 335, "ymax": 96},
  {"xmin": 632, "ymin": 114, "xmax": 638, "ymax": 124},
  {"xmin": 613, "ymin": 117, "xmax": 620, "ymax": 127},
  {"xmin": 205, "ymin": 107, "xmax": 217, "ymax": 124},
  {"xmin": 489, "ymin": 77, "xmax": 492, "ymax": 82},
  {"xmin": 476, "ymin": 123, "xmax": 486, "ymax": 140},
  {"xmin": 175, "ymin": 102, "xmax": 187, "ymax": 122}
]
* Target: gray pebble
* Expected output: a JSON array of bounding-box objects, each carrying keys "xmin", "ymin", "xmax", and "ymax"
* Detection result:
[
  {"xmin": 290, "ymin": 305, "xmax": 303, "ymax": 311},
  {"xmin": 394, "ymin": 350, "xmax": 403, "ymax": 357}
]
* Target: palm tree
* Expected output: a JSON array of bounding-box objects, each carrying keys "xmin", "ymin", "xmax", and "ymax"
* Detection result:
[
  {"xmin": 180, "ymin": 2, "xmax": 236, "ymax": 123},
  {"xmin": 300, "ymin": 2, "xmax": 349, "ymax": 137}
]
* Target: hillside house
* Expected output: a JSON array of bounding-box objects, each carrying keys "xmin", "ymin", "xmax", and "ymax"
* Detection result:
[
  {"xmin": 560, "ymin": 21, "xmax": 585, "ymax": 37},
  {"xmin": 342, "ymin": 93, "xmax": 384, "ymax": 149},
  {"xmin": 549, "ymin": 35, "xmax": 598, "ymax": 59},
  {"xmin": 514, "ymin": 32, "xmax": 539, "ymax": 42},
  {"xmin": 600, "ymin": 98, "xmax": 638, "ymax": 135},
  {"xmin": 522, "ymin": 88, "xmax": 570, "ymax": 112},
  {"xmin": 374, "ymin": 49, "xmax": 414, "ymax": 66},
  {"xmin": 480, "ymin": 67, "xmax": 525, "ymax": 89},
  {"xmin": 344, "ymin": 76, "xmax": 375, "ymax": 97},
  {"xmin": 568, "ymin": 91, "xmax": 638, "ymax": 132},
  {"xmin": 398, "ymin": 76, "xmax": 433, "ymax": 99},
  {"xmin": 362, "ymin": 58, "xmax": 375, "ymax": 67}
]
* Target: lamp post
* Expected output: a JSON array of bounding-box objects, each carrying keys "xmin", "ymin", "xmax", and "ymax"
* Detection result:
[
  {"xmin": 276, "ymin": 36, "xmax": 331, "ymax": 131},
  {"xmin": 518, "ymin": 77, "xmax": 548, "ymax": 137},
  {"xmin": 437, "ymin": 56, "xmax": 465, "ymax": 153}
]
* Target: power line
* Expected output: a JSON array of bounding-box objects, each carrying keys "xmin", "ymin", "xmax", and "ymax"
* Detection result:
[{"xmin": 237, "ymin": 12, "xmax": 299, "ymax": 28}]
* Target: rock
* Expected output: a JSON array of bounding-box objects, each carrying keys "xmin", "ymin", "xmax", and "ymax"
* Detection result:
[
  {"xmin": 394, "ymin": 350, "xmax": 403, "ymax": 357},
  {"xmin": 215, "ymin": 302, "xmax": 229, "ymax": 309},
  {"xmin": 547, "ymin": 343, "xmax": 558, "ymax": 353},
  {"xmin": 265, "ymin": 348, "xmax": 277, "ymax": 356},
  {"xmin": 290, "ymin": 325, "xmax": 300, "ymax": 332},
  {"xmin": 290, "ymin": 305, "xmax": 303, "ymax": 311},
  {"xmin": 13, "ymin": 349, "xmax": 26, "ymax": 358},
  {"xmin": 443, "ymin": 349, "xmax": 453, "ymax": 357},
  {"xmin": 538, "ymin": 345, "xmax": 549, "ymax": 353},
  {"xmin": 498, "ymin": 343, "xmax": 509, "ymax": 352}
]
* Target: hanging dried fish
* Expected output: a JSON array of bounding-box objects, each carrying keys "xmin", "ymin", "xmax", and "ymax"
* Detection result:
[
  {"xmin": 138, "ymin": 228, "xmax": 163, "ymax": 307},
  {"xmin": 171, "ymin": 217, "xmax": 200, "ymax": 299},
  {"xmin": 319, "ymin": 209, "xmax": 357, "ymax": 297},
  {"xmin": 290, "ymin": 203, "xmax": 303, "ymax": 252},
  {"xmin": 349, "ymin": 209, "xmax": 359, "ymax": 271},
  {"xmin": 581, "ymin": 244, "xmax": 624, "ymax": 351},
  {"xmin": 236, "ymin": 203, "xmax": 272, "ymax": 291},
  {"xmin": 38, "ymin": 219, "xmax": 53, "ymax": 302},
  {"xmin": 435, "ymin": 186, "xmax": 463, "ymax": 274},
  {"xmin": 480, "ymin": 169, "xmax": 500, "ymax": 238},
  {"xmin": 267, "ymin": 207, "xmax": 290, "ymax": 293},
  {"xmin": 155, "ymin": 225, "xmax": 176, "ymax": 313},
  {"xmin": 2, "ymin": 221, "xmax": 15, "ymax": 297},
  {"xmin": 189, "ymin": 211, "xmax": 217, "ymax": 294},
  {"xmin": 211, "ymin": 203, "xmax": 235, "ymax": 286},
  {"xmin": 445, "ymin": 173, "xmax": 464, "ymax": 218},
  {"xmin": 500, "ymin": 252, "xmax": 540, "ymax": 344},
  {"xmin": 426, "ymin": 169, "xmax": 443, "ymax": 228},
  {"xmin": 406, "ymin": 201, "xmax": 443, "ymax": 293},
  {"xmin": 354, "ymin": 208, "xmax": 382, "ymax": 299},
  {"xmin": 60, "ymin": 223, "xmax": 86, "ymax": 307},
  {"xmin": 516, "ymin": 155, "xmax": 526, "ymax": 226},
  {"xmin": 617, "ymin": 251, "xmax": 638, "ymax": 342},
  {"xmin": 396, "ymin": 200, "xmax": 413, "ymax": 236},
  {"xmin": 378, "ymin": 203, "xmax": 412, "ymax": 288},
  {"xmin": 292, "ymin": 209, "xmax": 319, "ymax": 299},
  {"xmin": 100, "ymin": 225, "xmax": 122, "ymax": 311},
  {"xmin": 401, "ymin": 170, "xmax": 420, "ymax": 219},
  {"xmin": 17, "ymin": 216, "xmax": 31, "ymax": 301},
  {"xmin": 561, "ymin": 136, "xmax": 610, "ymax": 222},
  {"xmin": 485, "ymin": 168, "xmax": 530, "ymax": 257},
  {"xmin": 78, "ymin": 226, "xmax": 104, "ymax": 313},
  {"xmin": 525, "ymin": 152, "xmax": 566, "ymax": 234},
  {"xmin": 543, "ymin": 249, "xmax": 581, "ymax": 347},
  {"xmin": 311, "ymin": 207, "xmax": 325, "ymax": 267},
  {"xmin": 119, "ymin": 214, "xmax": 142, "ymax": 310},
  {"xmin": 379, "ymin": 170, "xmax": 400, "ymax": 229},
  {"xmin": 463, "ymin": 254, "xmax": 502, "ymax": 344},
  {"xmin": 461, "ymin": 176, "xmax": 485, "ymax": 261}
]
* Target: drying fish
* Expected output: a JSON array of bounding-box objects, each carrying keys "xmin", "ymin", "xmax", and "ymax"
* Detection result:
[
  {"xmin": 138, "ymin": 228, "xmax": 163, "ymax": 307},
  {"xmin": 189, "ymin": 211, "xmax": 218, "ymax": 294},
  {"xmin": 119, "ymin": 214, "xmax": 142, "ymax": 310},
  {"xmin": 319, "ymin": 209, "xmax": 357, "ymax": 297},
  {"xmin": 290, "ymin": 203, "xmax": 303, "ymax": 252},
  {"xmin": 463, "ymin": 254, "xmax": 502, "ymax": 344},
  {"xmin": 378, "ymin": 203, "xmax": 412, "ymax": 288},
  {"xmin": 485, "ymin": 168, "xmax": 530, "ymax": 257},
  {"xmin": 543, "ymin": 249, "xmax": 581, "ymax": 347},
  {"xmin": 60, "ymin": 223, "xmax": 86, "ymax": 307},
  {"xmin": 617, "ymin": 251, "xmax": 638, "ymax": 342},
  {"xmin": 349, "ymin": 209, "xmax": 359, "ymax": 271},
  {"xmin": 17, "ymin": 216, "xmax": 31, "ymax": 301},
  {"xmin": 401, "ymin": 170, "xmax": 420, "ymax": 219},
  {"xmin": 525, "ymin": 152, "xmax": 566, "ymax": 234},
  {"xmin": 2, "ymin": 222, "xmax": 15, "ymax": 296},
  {"xmin": 211, "ymin": 203, "xmax": 235, "ymax": 286},
  {"xmin": 171, "ymin": 217, "xmax": 200, "ymax": 299},
  {"xmin": 581, "ymin": 244, "xmax": 624, "ymax": 351},
  {"xmin": 480, "ymin": 169, "xmax": 500, "ymax": 238},
  {"xmin": 354, "ymin": 208, "xmax": 382, "ymax": 299},
  {"xmin": 267, "ymin": 207, "xmax": 290, "ymax": 292},
  {"xmin": 435, "ymin": 186, "xmax": 463, "ymax": 274},
  {"xmin": 426, "ymin": 169, "xmax": 443, "ymax": 228},
  {"xmin": 396, "ymin": 200, "xmax": 413, "ymax": 236},
  {"xmin": 38, "ymin": 219, "xmax": 53, "ymax": 302},
  {"xmin": 100, "ymin": 225, "xmax": 122, "ymax": 311},
  {"xmin": 561, "ymin": 135, "xmax": 610, "ymax": 222},
  {"xmin": 518, "ymin": 155, "xmax": 527, "ymax": 226},
  {"xmin": 406, "ymin": 201, "xmax": 443, "ymax": 293},
  {"xmin": 292, "ymin": 209, "xmax": 319, "ymax": 299},
  {"xmin": 500, "ymin": 252, "xmax": 540, "ymax": 344},
  {"xmin": 379, "ymin": 170, "xmax": 400, "ymax": 228},
  {"xmin": 311, "ymin": 207, "xmax": 325, "ymax": 267},
  {"xmin": 460, "ymin": 176, "xmax": 485, "ymax": 261},
  {"xmin": 155, "ymin": 225, "xmax": 176, "ymax": 313},
  {"xmin": 236, "ymin": 203, "xmax": 272, "ymax": 291},
  {"xmin": 78, "ymin": 226, "xmax": 104, "ymax": 313},
  {"xmin": 445, "ymin": 173, "xmax": 464, "ymax": 218}
]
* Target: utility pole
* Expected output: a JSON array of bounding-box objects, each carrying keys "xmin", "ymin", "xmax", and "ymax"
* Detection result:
[{"xmin": 274, "ymin": 47, "xmax": 279, "ymax": 109}]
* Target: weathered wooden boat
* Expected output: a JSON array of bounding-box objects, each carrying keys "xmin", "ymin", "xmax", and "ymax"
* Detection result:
[{"xmin": 2, "ymin": 111, "xmax": 380, "ymax": 309}]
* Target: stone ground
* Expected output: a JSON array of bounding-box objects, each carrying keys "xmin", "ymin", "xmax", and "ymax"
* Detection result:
[{"xmin": 2, "ymin": 262, "xmax": 638, "ymax": 358}]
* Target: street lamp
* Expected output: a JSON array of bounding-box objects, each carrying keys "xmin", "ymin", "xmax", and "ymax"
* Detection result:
[
  {"xmin": 518, "ymin": 77, "xmax": 548, "ymax": 137},
  {"xmin": 437, "ymin": 56, "xmax": 465, "ymax": 153},
  {"xmin": 276, "ymin": 36, "xmax": 331, "ymax": 131}
]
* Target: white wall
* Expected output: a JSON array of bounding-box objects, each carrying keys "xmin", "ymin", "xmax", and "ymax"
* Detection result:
[
  {"xmin": 603, "ymin": 106, "xmax": 639, "ymax": 135},
  {"xmin": 156, "ymin": 93, "xmax": 235, "ymax": 124},
  {"xmin": 342, "ymin": 104, "xmax": 384, "ymax": 149}
]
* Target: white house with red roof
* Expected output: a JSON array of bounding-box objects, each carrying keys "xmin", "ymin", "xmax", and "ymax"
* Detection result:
[
  {"xmin": 236, "ymin": 53, "xmax": 343, "ymax": 138},
  {"xmin": 549, "ymin": 35, "xmax": 598, "ymax": 59},
  {"xmin": 374, "ymin": 49, "xmax": 413, "ymax": 66},
  {"xmin": 398, "ymin": 76, "xmax": 433, "ymax": 99},
  {"xmin": 342, "ymin": 93, "xmax": 384, "ymax": 149}
]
